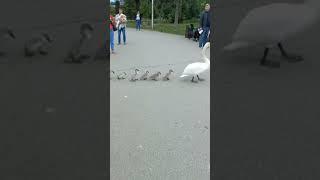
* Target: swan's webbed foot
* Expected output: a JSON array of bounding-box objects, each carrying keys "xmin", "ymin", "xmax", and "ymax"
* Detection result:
[
  {"xmin": 282, "ymin": 54, "xmax": 304, "ymax": 63},
  {"xmin": 278, "ymin": 43, "xmax": 304, "ymax": 63},
  {"xmin": 197, "ymin": 75, "xmax": 205, "ymax": 81}
]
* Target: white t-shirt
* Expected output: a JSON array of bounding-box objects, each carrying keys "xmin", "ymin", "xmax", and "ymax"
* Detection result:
[
  {"xmin": 115, "ymin": 13, "xmax": 126, "ymax": 29},
  {"xmin": 136, "ymin": 14, "xmax": 140, "ymax": 20}
]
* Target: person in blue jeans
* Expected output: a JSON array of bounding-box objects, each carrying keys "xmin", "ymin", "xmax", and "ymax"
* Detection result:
[
  {"xmin": 199, "ymin": 3, "xmax": 211, "ymax": 48},
  {"xmin": 116, "ymin": 8, "xmax": 127, "ymax": 45},
  {"xmin": 136, "ymin": 11, "xmax": 141, "ymax": 31},
  {"xmin": 110, "ymin": 15, "xmax": 116, "ymax": 53}
]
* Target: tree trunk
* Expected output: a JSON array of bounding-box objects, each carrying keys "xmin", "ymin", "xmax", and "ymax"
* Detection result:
[
  {"xmin": 135, "ymin": 0, "xmax": 140, "ymax": 11},
  {"xmin": 179, "ymin": 0, "xmax": 183, "ymax": 23},
  {"xmin": 115, "ymin": 0, "xmax": 120, "ymax": 14},
  {"xmin": 174, "ymin": 0, "xmax": 180, "ymax": 25}
]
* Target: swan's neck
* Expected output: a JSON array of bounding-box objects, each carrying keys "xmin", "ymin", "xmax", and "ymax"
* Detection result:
[{"xmin": 201, "ymin": 46, "xmax": 210, "ymax": 64}]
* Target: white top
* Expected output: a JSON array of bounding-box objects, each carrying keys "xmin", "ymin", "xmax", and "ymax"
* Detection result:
[
  {"xmin": 115, "ymin": 13, "xmax": 127, "ymax": 29},
  {"xmin": 136, "ymin": 14, "xmax": 140, "ymax": 20}
]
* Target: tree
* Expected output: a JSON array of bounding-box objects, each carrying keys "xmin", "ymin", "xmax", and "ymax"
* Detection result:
[
  {"xmin": 115, "ymin": 0, "xmax": 120, "ymax": 14},
  {"xmin": 174, "ymin": 0, "xmax": 182, "ymax": 25},
  {"xmin": 135, "ymin": 0, "xmax": 140, "ymax": 11}
]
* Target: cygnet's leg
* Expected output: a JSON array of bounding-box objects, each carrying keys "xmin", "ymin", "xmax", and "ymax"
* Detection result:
[
  {"xmin": 65, "ymin": 53, "xmax": 83, "ymax": 64},
  {"xmin": 278, "ymin": 43, "xmax": 303, "ymax": 62},
  {"xmin": 79, "ymin": 54, "xmax": 91, "ymax": 60},
  {"xmin": 197, "ymin": 75, "xmax": 204, "ymax": 81},
  {"xmin": 39, "ymin": 45, "xmax": 49, "ymax": 56},
  {"xmin": 260, "ymin": 48, "xmax": 280, "ymax": 68},
  {"xmin": 24, "ymin": 48, "xmax": 35, "ymax": 57}
]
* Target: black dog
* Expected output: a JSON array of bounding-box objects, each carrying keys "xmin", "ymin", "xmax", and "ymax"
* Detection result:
[{"xmin": 193, "ymin": 28, "xmax": 200, "ymax": 42}]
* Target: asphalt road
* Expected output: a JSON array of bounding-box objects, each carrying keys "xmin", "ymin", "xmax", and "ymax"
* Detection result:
[
  {"xmin": 214, "ymin": 0, "xmax": 320, "ymax": 179},
  {"xmin": 110, "ymin": 28, "xmax": 210, "ymax": 180}
]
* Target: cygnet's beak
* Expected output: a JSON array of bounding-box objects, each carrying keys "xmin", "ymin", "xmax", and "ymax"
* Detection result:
[{"xmin": 8, "ymin": 31, "xmax": 15, "ymax": 39}]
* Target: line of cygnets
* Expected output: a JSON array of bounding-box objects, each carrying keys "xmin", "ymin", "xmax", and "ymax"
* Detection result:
[
  {"xmin": 0, "ymin": 22, "xmax": 104, "ymax": 63},
  {"xmin": 12, "ymin": 16, "xmax": 102, "ymax": 31},
  {"xmin": 109, "ymin": 58, "xmax": 203, "ymax": 82},
  {"xmin": 110, "ymin": 69, "xmax": 175, "ymax": 81},
  {"xmin": 110, "ymin": 42, "xmax": 211, "ymax": 83},
  {"xmin": 110, "ymin": 59, "xmax": 198, "ymax": 72}
]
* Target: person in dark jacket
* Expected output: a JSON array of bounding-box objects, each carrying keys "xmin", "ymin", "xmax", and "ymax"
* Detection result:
[{"xmin": 199, "ymin": 3, "xmax": 211, "ymax": 48}]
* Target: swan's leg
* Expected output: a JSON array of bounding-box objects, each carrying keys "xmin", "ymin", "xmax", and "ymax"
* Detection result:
[
  {"xmin": 191, "ymin": 76, "xmax": 198, "ymax": 83},
  {"xmin": 197, "ymin": 75, "xmax": 205, "ymax": 81},
  {"xmin": 278, "ymin": 43, "xmax": 303, "ymax": 62},
  {"xmin": 260, "ymin": 48, "xmax": 280, "ymax": 68}
]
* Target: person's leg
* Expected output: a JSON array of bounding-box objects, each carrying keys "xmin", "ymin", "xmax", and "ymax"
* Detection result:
[
  {"xmin": 199, "ymin": 28, "xmax": 209, "ymax": 48},
  {"xmin": 136, "ymin": 20, "xmax": 138, "ymax": 30},
  {"xmin": 138, "ymin": 20, "xmax": 141, "ymax": 30},
  {"xmin": 110, "ymin": 30, "xmax": 114, "ymax": 53},
  {"xmin": 203, "ymin": 27, "xmax": 209, "ymax": 44},
  {"xmin": 123, "ymin": 27, "xmax": 126, "ymax": 44},
  {"xmin": 118, "ymin": 28, "xmax": 121, "ymax": 45}
]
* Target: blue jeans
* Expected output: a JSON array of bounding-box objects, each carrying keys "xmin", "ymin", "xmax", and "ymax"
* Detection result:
[
  {"xmin": 118, "ymin": 27, "xmax": 126, "ymax": 44},
  {"xmin": 110, "ymin": 29, "xmax": 114, "ymax": 51},
  {"xmin": 136, "ymin": 20, "xmax": 141, "ymax": 30},
  {"xmin": 199, "ymin": 27, "xmax": 210, "ymax": 48}
]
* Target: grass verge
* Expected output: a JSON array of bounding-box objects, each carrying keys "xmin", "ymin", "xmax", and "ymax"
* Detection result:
[{"xmin": 126, "ymin": 20, "xmax": 198, "ymax": 36}]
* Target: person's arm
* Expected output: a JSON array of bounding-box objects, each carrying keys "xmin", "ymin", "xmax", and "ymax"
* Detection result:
[{"xmin": 123, "ymin": 15, "xmax": 127, "ymax": 23}]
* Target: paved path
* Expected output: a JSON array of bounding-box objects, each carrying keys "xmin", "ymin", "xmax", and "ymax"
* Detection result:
[{"xmin": 110, "ymin": 28, "xmax": 210, "ymax": 180}]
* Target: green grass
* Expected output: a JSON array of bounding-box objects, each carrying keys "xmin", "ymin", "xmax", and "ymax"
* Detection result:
[{"xmin": 126, "ymin": 20, "xmax": 198, "ymax": 36}]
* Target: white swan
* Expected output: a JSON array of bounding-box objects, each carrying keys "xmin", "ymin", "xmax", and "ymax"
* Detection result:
[
  {"xmin": 223, "ymin": 0, "xmax": 320, "ymax": 67},
  {"xmin": 180, "ymin": 42, "xmax": 210, "ymax": 82}
]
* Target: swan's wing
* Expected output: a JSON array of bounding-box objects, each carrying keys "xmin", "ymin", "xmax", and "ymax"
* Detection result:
[
  {"xmin": 234, "ymin": 4, "xmax": 316, "ymax": 43},
  {"xmin": 182, "ymin": 62, "xmax": 209, "ymax": 75}
]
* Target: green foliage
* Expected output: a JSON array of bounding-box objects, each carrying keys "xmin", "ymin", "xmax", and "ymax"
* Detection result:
[
  {"xmin": 115, "ymin": 0, "xmax": 120, "ymax": 14},
  {"xmin": 126, "ymin": 19, "xmax": 198, "ymax": 35},
  {"xmin": 112, "ymin": 0, "xmax": 211, "ymax": 23}
]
